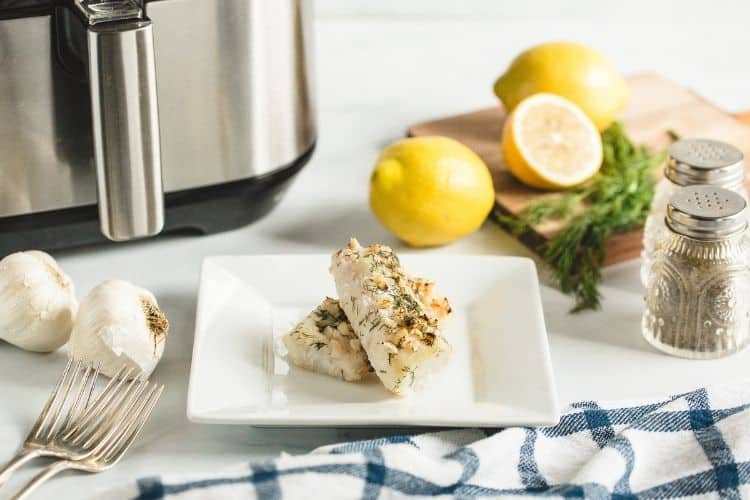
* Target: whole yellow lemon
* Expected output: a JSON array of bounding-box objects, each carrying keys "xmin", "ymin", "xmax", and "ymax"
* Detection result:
[
  {"xmin": 494, "ymin": 42, "xmax": 628, "ymax": 131},
  {"xmin": 369, "ymin": 136, "xmax": 495, "ymax": 247}
]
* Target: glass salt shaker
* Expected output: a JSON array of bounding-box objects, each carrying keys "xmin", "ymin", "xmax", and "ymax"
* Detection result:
[
  {"xmin": 640, "ymin": 139, "xmax": 747, "ymax": 287},
  {"xmin": 642, "ymin": 185, "xmax": 750, "ymax": 359}
]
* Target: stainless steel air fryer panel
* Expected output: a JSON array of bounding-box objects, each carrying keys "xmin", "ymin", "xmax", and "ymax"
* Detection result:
[{"xmin": 0, "ymin": 0, "xmax": 316, "ymax": 222}]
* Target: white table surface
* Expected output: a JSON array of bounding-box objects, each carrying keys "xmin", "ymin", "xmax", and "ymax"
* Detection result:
[{"xmin": 3, "ymin": 2, "xmax": 750, "ymax": 497}]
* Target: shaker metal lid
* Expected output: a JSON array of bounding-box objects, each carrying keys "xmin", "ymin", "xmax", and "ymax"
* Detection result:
[
  {"xmin": 666, "ymin": 185, "xmax": 747, "ymax": 239},
  {"xmin": 665, "ymin": 138, "xmax": 745, "ymax": 188}
]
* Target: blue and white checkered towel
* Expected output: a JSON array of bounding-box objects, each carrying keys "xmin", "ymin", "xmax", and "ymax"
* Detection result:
[{"xmin": 117, "ymin": 381, "xmax": 750, "ymax": 499}]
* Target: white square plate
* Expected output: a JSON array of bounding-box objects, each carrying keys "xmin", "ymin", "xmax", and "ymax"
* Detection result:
[{"xmin": 187, "ymin": 255, "xmax": 559, "ymax": 427}]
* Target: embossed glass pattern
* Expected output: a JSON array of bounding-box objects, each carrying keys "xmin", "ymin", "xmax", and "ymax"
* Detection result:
[{"xmin": 642, "ymin": 186, "xmax": 750, "ymax": 359}]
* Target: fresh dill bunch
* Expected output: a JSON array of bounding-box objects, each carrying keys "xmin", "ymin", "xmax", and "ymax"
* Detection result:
[
  {"xmin": 494, "ymin": 121, "xmax": 666, "ymax": 312},
  {"xmin": 495, "ymin": 190, "xmax": 587, "ymax": 233}
]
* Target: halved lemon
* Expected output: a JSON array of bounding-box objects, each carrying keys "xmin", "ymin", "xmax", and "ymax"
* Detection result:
[{"xmin": 501, "ymin": 93, "xmax": 603, "ymax": 190}]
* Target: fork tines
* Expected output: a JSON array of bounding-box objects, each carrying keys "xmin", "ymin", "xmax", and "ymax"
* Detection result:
[
  {"xmin": 31, "ymin": 359, "xmax": 101, "ymax": 442},
  {"xmin": 1, "ymin": 359, "xmax": 164, "ymax": 498},
  {"xmin": 31, "ymin": 359, "xmax": 161, "ymax": 452},
  {"xmin": 96, "ymin": 382, "xmax": 163, "ymax": 464}
]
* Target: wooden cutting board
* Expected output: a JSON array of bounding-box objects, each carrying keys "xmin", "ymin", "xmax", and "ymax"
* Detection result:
[{"xmin": 408, "ymin": 73, "xmax": 750, "ymax": 266}]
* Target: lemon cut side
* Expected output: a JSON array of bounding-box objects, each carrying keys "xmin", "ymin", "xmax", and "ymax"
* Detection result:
[{"xmin": 502, "ymin": 93, "xmax": 603, "ymax": 190}]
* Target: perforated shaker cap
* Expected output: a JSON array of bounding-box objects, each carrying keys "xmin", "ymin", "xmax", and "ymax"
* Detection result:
[
  {"xmin": 665, "ymin": 139, "xmax": 745, "ymax": 188},
  {"xmin": 666, "ymin": 185, "xmax": 747, "ymax": 240}
]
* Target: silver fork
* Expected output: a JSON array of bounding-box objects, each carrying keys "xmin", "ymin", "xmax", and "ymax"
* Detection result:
[
  {"xmin": 0, "ymin": 359, "xmax": 140, "ymax": 489},
  {"xmin": 10, "ymin": 382, "xmax": 164, "ymax": 500}
]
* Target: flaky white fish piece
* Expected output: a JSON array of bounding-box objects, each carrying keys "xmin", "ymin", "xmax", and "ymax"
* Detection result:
[
  {"xmin": 283, "ymin": 279, "xmax": 451, "ymax": 382},
  {"xmin": 331, "ymin": 239, "xmax": 452, "ymax": 396},
  {"xmin": 410, "ymin": 277, "xmax": 452, "ymax": 321},
  {"xmin": 283, "ymin": 297, "xmax": 370, "ymax": 381}
]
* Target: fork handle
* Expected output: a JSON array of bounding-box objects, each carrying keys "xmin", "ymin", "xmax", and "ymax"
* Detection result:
[
  {"xmin": 0, "ymin": 449, "xmax": 42, "ymax": 490},
  {"xmin": 10, "ymin": 460, "xmax": 74, "ymax": 500}
]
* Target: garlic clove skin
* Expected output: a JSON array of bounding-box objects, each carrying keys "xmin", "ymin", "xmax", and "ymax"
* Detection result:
[
  {"xmin": 0, "ymin": 250, "xmax": 78, "ymax": 352},
  {"xmin": 68, "ymin": 280, "xmax": 169, "ymax": 379}
]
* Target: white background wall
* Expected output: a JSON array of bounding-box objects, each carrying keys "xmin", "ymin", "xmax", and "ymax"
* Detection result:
[
  {"xmin": 314, "ymin": 0, "xmax": 744, "ymax": 23},
  {"xmin": 312, "ymin": 0, "xmax": 750, "ymax": 112}
]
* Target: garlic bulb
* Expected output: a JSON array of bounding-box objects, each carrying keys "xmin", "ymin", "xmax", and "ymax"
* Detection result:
[
  {"xmin": 0, "ymin": 251, "xmax": 78, "ymax": 352},
  {"xmin": 68, "ymin": 280, "xmax": 169, "ymax": 378}
]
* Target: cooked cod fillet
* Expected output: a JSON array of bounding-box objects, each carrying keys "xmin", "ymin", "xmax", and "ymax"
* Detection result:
[
  {"xmin": 283, "ymin": 276, "xmax": 451, "ymax": 382},
  {"xmin": 330, "ymin": 239, "xmax": 452, "ymax": 395},
  {"xmin": 283, "ymin": 298, "xmax": 370, "ymax": 381}
]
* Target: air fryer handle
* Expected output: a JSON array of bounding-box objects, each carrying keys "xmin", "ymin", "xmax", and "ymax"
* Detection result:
[{"xmin": 87, "ymin": 19, "xmax": 164, "ymax": 241}]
